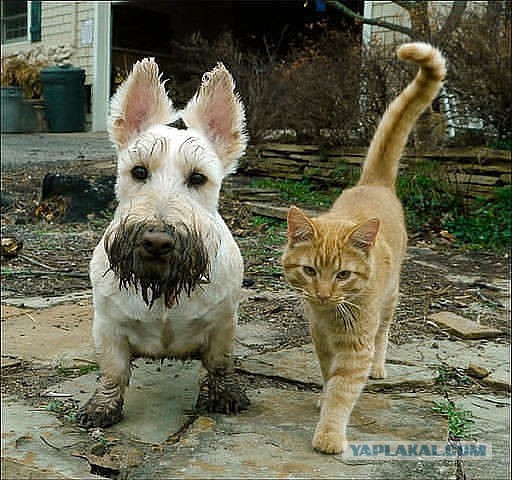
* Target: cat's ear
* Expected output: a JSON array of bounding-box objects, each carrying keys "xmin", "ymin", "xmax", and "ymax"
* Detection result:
[
  {"xmin": 349, "ymin": 218, "xmax": 380, "ymax": 251},
  {"xmin": 287, "ymin": 206, "xmax": 315, "ymax": 244}
]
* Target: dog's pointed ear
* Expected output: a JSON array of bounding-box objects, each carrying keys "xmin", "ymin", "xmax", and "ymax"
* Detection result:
[
  {"xmin": 108, "ymin": 58, "xmax": 175, "ymax": 151},
  {"xmin": 181, "ymin": 63, "xmax": 248, "ymax": 175}
]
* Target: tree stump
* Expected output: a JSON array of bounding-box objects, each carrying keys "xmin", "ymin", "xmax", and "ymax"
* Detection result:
[{"xmin": 36, "ymin": 173, "xmax": 116, "ymax": 222}]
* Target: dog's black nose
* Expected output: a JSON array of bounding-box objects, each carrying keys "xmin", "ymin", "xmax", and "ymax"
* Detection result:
[{"xmin": 142, "ymin": 230, "xmax": 173, "ymax": 257}]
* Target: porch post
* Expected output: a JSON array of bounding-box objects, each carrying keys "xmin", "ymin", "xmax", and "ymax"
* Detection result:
[{"xmin": 92, "ymin": 2, "xmax": 112, "ymax": 132}]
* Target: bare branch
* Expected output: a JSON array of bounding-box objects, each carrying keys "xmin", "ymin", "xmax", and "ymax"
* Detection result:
[{"xmin": 326, "ymin": 0, "xmax": 415, "ymax": 38}]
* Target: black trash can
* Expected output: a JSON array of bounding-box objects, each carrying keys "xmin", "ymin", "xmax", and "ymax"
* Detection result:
[{"xmin": 40, "ymin": 65, "xmax": 85, "ymax": 132}]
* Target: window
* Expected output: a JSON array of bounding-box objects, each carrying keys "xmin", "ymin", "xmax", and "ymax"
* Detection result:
[{"xmin": 1, "ymin": 1, "xmax": 28, "ymax": 43}]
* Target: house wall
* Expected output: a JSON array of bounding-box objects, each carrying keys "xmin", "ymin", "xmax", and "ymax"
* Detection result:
[
  {"xmin": 1, "ymin": 2, "xmax": 96, "ymax": 84},
  {"xmin": 364, "ymin": 1, "xmax": 488, "ymax": 44},
  {"xmin": 1, "ymin": 2, "xmax": 97, "ymax": 128},
  {"xmin": 363, "ymin": 1, "xmax": 409, "ymax": 44}
]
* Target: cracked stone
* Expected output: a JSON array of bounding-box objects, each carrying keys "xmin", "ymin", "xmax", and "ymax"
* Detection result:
[
  {"xmin": 240, "ymin": 344, "xmax": 435, "ymax": 390},
  {"xmin": 147, "ymin": 388, "xmax": 453, "ymax": 479}
]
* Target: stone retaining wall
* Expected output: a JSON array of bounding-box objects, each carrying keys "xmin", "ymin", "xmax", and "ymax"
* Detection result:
[{"xmin": 239, "ymin": 144, "xmax": 511, "ymax": 199}]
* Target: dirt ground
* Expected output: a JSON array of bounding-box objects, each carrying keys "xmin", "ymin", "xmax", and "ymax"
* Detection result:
[{"xmin": 1, "ymin": 157, "xmax": 510, "ymax": 351}]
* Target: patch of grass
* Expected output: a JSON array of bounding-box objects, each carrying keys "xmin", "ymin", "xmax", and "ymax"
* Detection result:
[
  {"xmin": 488, "ymin": 138, "xmax": 511, "ymax": 151},
  {"xmin": 434, "ymin": 365, "xmax": 473, "ymax": 389},
  {"xmin": 442, "ymin": 186, "xmax": 511, "ymax": 252},
  {"xmin": 246, "ymin": 215, "xmax": 286, "ymax": 257},
  {"xmin": 395, "ymin": 162, "xmax": 510, "ymax": 252},
  {"xmin": 251, "ymin": 161, "xmax": 510, "ymax": 253},
  {"xmin": 251, "ymin": 178, "xmax": 336, "ymax": 209},
  {"xmin": 45, "ymin": 398, "xmax": 81, "ymax": 423},
  {"xmin": 396, "ymin": 161, "xmax": 462, "ymax": 234},
  {"xmin": 251, "ymin": 214, "xmax": 282, "ymax": 230},
  {"xmin": 333, "ymin": 163, "xmax": 360, "ymax": 186},
  {"xmin": 432, "ymin": 398, "xmax": 475, "ymax": 440},
  {"xmin": 57, "ymin": 363, "xmax": 99, "ymax": 377},
  {"xmin": 240, "ymin": 216, "xmax": 286, "ymax": 279}
]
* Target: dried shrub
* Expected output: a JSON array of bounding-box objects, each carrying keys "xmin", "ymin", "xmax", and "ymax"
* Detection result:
[
  {"xmin": 169, "ymin": 25, "xmax": 363, "ymax": 146},
  {"xmin": 442, "ymin": 6, "xmax": 511, "ymax": 147},
  {"xmin": 1, "ymin": 56, "xmax": 46, "ymax": 98},
  {"xmin": 357, "ymin": 40, "xmax": 428, "ymax": 146},
  {"xmin": 258, "ymin": 22, "xmax": 362, "ymax": 146}
]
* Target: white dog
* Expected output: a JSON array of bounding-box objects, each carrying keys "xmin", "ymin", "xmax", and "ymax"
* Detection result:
[{"xmin": 78, "ymin": 59, "xmax": 249, "ymax": 428}]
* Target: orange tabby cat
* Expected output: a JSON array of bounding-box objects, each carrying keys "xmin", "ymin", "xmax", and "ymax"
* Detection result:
[{"xmin": 282, "ymin": 42, "xmax": 446, "ymax": 454}]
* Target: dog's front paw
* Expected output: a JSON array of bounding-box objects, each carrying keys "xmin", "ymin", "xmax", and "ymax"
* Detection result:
[
  {"xmin": 207, "ymin": 372, "xmax": 250, "ymax": 414},
  {"xmin": 312, "ymin": 424, "xmax": 348, "ymax": 454},
  {"xmin": 77, "ymin": 393, "xmax": 124, "ymax": 428}
]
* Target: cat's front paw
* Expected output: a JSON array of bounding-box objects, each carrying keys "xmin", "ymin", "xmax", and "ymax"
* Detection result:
[
  {"xmin": 312, "ymin": 426, "xmax": 348, "ymax": 454},
  {"xmin": 370, "ymin": 365, "xmax": 387, "ymax": 379}
]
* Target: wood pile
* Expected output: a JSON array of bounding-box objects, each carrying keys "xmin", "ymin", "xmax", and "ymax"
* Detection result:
[{"xmin": 239, "ymin": 144, "xmax": 511, "ymax": 199}]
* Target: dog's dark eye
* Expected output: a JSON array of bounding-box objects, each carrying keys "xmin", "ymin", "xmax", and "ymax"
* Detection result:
[
  {"xmin": 188, "ymin": 172, "xmax": 207, "ymax": 187},
  {"xmin": 131, "ymin": 166, "xmax": 148, "ymax": 181}
]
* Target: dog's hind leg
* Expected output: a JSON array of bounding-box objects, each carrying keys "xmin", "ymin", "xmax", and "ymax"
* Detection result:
[
  {"xmin": 201, "ymin": 311, "xmax": 249, "ymax": 414},
  {"xmin": 78, "ymin": 329, "xmax": 131, "ymax": 428}
]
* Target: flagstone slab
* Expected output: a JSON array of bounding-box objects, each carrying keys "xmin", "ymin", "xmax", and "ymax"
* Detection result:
[
  {"xmin": 452, "ymin": 394, "xmax": 511, "ymax": 480},
  {"xmin": 240, "ymin": 344, "xmax": 322, "ymax": 385},
  {"xmin": 142, "ymin": 388, "xmax": 453, "ymax": 479},
  {"xmin": 481, "ymin": 364, "xmax": 511, "ymax": 392},
  {"xmin": 54, "ymin": 359, "xmax": 201, "ymax": 444},
  {"xmin": 387, "ymin": 340, "xmax": 510, "ymax": 391},
  {"xmin": 428, "ymin": 311, "xmax": 502, "ymax": 339},
  {"xmin": 234, "ymin": 320, "xmax": 283, "ymax": 358},
  {"xmin": 240, "ymin": 344, "xmax": 435, "ymax": 390},
  {"xmin": 1, "ymin": 301, "xmax": 95, "ymax": 366},
  {"xmin": 1, "ymin": 400, "xmax": 103, "ymax": 480}
]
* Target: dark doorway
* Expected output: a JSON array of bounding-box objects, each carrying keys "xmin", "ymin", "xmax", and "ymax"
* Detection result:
[{"xmin": 111, "ymin": 1, "xmax": 362, "ymax": 98}]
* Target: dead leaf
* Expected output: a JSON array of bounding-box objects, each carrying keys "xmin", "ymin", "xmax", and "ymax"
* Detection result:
[
  {"xmin": 439, "ymin": 230, "xmax": 456, "ymax": 243},
  {"xmin": 1, "ymin": 236, "xmax": 23, "ymax": 257},
  {"xmin": 466, "ymin": 363, "xmax": 490, "ymax": 379},
  {"xmin": 71, "ymin": 451, "xmax": 120, "ymax": 477}
]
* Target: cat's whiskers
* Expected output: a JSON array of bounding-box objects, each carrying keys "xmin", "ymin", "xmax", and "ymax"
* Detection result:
[{"xmin": 335, "ymin": 301, "xmax": 359, "ymax": 331}]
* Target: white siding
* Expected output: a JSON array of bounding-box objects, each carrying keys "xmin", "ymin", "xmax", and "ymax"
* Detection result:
[
  {"xmin": 76, "ymin": 3, "xmax": 95, "ymax": 84},
  {"xmin": 364, "ymin": 1, "xmax": 488, "ymax": 45},
  {"xmin": 365, "ymin": 1, "xmax": 410, "ymax": 44},
  {"xmin": 1, "ymin": 2, "xmax": 95, "ymax": 85}
]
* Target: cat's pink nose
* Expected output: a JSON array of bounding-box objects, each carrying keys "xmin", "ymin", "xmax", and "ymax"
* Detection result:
[{"xmin": 317, "ymin": 292, "xmax": 331, "ymax": 301}]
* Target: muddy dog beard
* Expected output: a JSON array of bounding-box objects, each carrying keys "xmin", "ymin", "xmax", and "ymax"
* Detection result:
[{"xmin": 105, "ymin": 218, "xmax": 213, "ymax": 308}]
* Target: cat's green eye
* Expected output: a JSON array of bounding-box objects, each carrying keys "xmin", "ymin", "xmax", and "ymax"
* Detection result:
[
  {"xmin": 303, "ymin": 266, "xmax": 316, "ymax": 277},
  {"xmin": 336, "ymin": 270, "xmax": 351, "ymax": 281}
]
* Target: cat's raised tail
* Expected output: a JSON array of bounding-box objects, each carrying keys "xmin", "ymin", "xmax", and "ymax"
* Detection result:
[{"xmin": 358, "ymin": 42, "xmax": 446, "ymax": 189}]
